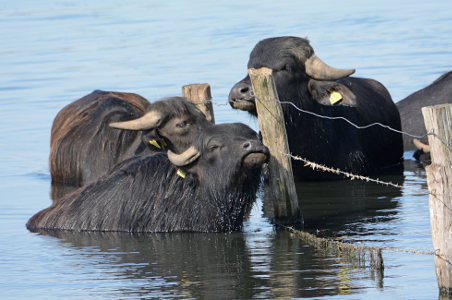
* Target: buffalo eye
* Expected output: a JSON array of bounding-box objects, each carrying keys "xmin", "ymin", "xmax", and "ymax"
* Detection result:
[
  {"xmin": 208, "ymin": 143, "xmax": 223, "ymax": 152},
  {"xmin": 280, "ymin": 63, "xmax": 291, "ymax": 72},
  {"xmin": 273, "ymin": 63, "xmax": 291, "ymax": 74},
  {"xmin": 208, "ymin": 145, "xmax": 219, "ymax": 152},
  {"xmin": 176, "ymin": 121, "xmax": 188, "ymax": 128}
]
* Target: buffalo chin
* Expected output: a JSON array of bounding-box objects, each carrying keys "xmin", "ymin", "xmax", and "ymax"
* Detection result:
[
  {"xmin": 229, "ymin": 99, "xmax": 256, "ymax": 113},
  {"xmin": 242, "ymin": 152, "xmax": 268, "ymax": 169}
]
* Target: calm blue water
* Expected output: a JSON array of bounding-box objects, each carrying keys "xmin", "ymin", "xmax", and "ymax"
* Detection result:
[{"xmin": 1, "ymin": 0, "xmax": 451, "ymax": 299}]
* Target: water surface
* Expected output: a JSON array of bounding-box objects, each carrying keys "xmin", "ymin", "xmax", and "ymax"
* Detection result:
[{"xmin": 1, "ymin": 1, "xmax": 451, "ymax": 299}]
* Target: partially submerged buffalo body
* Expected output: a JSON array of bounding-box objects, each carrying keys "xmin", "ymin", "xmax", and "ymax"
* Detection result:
[
  {"xmin": 229, "ymin": 36, "xmax": 403, "ymax": 180},
  {"xmin": 397, "ymin": 71, "xmax": 452, "ymax": 156},
  {"xmin": 27, "ymin": 123, "xmax": 269, "ymax": 233},
  {"xmin": 50, "ymin": 90, "xmax": 211, "ymax": 186}
]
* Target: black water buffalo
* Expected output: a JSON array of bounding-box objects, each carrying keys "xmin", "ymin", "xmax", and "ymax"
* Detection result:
[
  {"xmin": 50, "ymin": 90, "xmax": 211, "ymax": 186},
  {"xmin": 229, "ymin": 36, "xmax": 403, "ymax": 180},
  {"xmin": 27, "ymin": 123, "xmax": 269, "ymax": 233},
  {"xmin": 397, "ymin": 71, "xmax": 452, "ymax": 158}
]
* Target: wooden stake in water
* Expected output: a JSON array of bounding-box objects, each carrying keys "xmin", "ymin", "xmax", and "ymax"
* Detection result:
[
  {"xmin": 422, "ymin": 104, "xmax": 452, "ymax": 295},
  {"xmin": 182, "ymin": 83, "xmax": 215, "ymax": 123},
  {"xmin": 248, "ymin": 67, "xmax": 301, "ymax": 224}
]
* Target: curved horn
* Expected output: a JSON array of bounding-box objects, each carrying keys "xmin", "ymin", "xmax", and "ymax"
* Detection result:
[
  {"xmin": 305, "ymin": 54, "xmax": 355, "ymax": 81},
  {"xmin": 167, "ymin": 146, "xmax": 201, "ymax": 167},
  {"xmin": 109, "ymin": 111, "xmax": 162, "ymax": 130},
  {"xmin": 413, "ymin": 138, "xmax": 430, "ymax": 153}
]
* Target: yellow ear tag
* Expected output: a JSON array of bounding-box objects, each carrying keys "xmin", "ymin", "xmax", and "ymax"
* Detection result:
[
  {"xmin": 176, "ymin": 168, "xmax": 186, "ymax": 179},
  {"xmin": 160, "ymin": 138, "xmax": 167, "ymax": 147},
  {"xmin": 149, "ymin": 139, "xmax": 161, "ymax": 149},
  {"xmin": 329, "ymin": 91, "xmax": 343, "ymax": 105}
]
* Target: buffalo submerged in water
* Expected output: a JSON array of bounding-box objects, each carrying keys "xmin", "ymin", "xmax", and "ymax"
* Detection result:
[
  {"xmin": 229, "ymin": 36, "xmax": 403, "ymax": 180},
  {"xmin": 27, "ymin": 123, "xmax": 269, "ymax": 233},
  {"xmin": 396, "ymin": 70, "xmax": 452, "ymax": 162},
  {"xmin": 50, "ymin": 91, "xmax": 212, "ymax": 186}
]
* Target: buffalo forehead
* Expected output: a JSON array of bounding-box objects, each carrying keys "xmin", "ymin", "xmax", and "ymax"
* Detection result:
[
  {"xmin": 198, "ymin": 124, "xmax": 259, "ymax": 150},
  {"xmin": 209, "ymin": 123, "xmax": 258, "ymax": 140},
  {"xmin": 150, "ymin": 97, "xmax": 207, "ymax": 123},
  {"xmin": 248, "ymin": 36, "xmax": 313, "ymax": 68}
]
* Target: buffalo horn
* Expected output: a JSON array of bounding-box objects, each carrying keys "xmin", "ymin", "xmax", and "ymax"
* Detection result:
[
  {"xmin": 109, "ymin": 111, "xmax": 162, "ymax": 130},
  {"xmin": 305, "ymin": 54, "xmax": 355, "ymax": 81},
  {"xmin": 167, "ymin": 146, "xmax": 201, "ymax": 166},
  {"xmin": 413, "ymin": 138, "xmax": 430, "ymax": 153}
]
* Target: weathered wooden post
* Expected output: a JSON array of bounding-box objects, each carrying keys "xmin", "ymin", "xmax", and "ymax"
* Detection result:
[
  {"xmin": 248, "ymin": 67, "xmax": 301, "ymax": 224},
  {"xmin": 182, "ymin": 83, "xmax": 215, "ymax": 123},
  {"xmin": 422, "ymin": 104, "xmax": 452, "ymax": 295}
]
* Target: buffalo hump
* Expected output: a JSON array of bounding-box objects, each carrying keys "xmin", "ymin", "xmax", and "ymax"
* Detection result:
[{"xmin": 49, "ymin": 90, "xmax": 152, "ymax": 186}]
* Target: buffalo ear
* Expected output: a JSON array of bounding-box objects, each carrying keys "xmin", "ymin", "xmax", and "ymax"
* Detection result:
[
  {"xmin": 307, "ymin": 79, "xmax": 357, "ymax": 106},
  {"xmin": 140, "ymin": 129, "xmax": 165, "ymax": 150}
]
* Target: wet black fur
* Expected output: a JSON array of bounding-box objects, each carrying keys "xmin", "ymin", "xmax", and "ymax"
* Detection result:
[
  {"xmin": 229, "ymin": 37, "xmax": 403, "ymax": 180},
  {"xmin": 397, "ymin": 71, "xmax": 452, "ymax": 152},
  {"xmin": 27, "ymin": 123, "xmax": 267, "ymax": 233},
  {"xmin": 50, "ymin": 91, "xmax": 211, "ymax": 187}
]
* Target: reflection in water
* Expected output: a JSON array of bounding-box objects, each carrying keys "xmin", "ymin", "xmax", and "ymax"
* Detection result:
[
  {"xmin": 39, "ymin": 230, "xmax": 260, "ymax": 299},
  {"xmin": 39, "ymin": 159, "xmax": 431, "ymax": 298},
  {"xmin": 403, "ymin": 156, "xmax": 429, "ymax": 186},
  {"xmin": 50, "ymin": 181, "xmax": 79, "ymax": 202},
  {"xmin": 271, "ymin": 231, "xmax": 386, "ymax": 298},
  {"xmin": 35, "ymin": 228, "xmax": 387, "ymax": 299},
  {"xmin": 262, "ymin": 170, "xmax": 404, "ymax": 230},
  {"xmin": 295, "ymin": 172, "xmax": 403, "ymax": 227}
]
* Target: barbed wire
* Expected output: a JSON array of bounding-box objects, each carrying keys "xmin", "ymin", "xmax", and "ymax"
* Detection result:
[
  {"xmin": 283, "ymin": 225, "xmax": 437, "ymax": 256},
  {"xmin": 212, "ymin": 96, "xmax": 451, "ymax": 263},
  {"xmin": 282, "ymin": 225, "xmax": 447, "ymax": 269},
  {"xmin": 281, "ymin": 152, "xmax": 404, "ymax": 188},
  {"xmin": 284, "ymin": 151, "xmax": 452, "ymax": 213},
  {"xmin": 218, "ymin": 98, "xmax": 452, "ymax": 210}
]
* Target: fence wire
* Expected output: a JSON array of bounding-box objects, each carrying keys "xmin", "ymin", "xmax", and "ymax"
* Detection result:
[
  {"xmin": 211, "ymin": 98, "xmax": 449, "ymax": 189},
  {"xmin": 216, "ymin": 97, "xmax": 452, "ymax": 265},
  {"xmin": 214, "ymin": 97, "xmax": 451, "ymax": 152},
  {"xmin": 214, "ymin": 98, "xmax": 451, "ymax": 259},
  {"xmin": 278, "ymin": 99, "xmax": 452, "ymax": 152},
  {"xmin": 218, "ymin": 97, "xmax": 451, "ymax": 200},
  {"xmin": 282, "ymin": 152, "xmax": 404, "ymax": 188}
]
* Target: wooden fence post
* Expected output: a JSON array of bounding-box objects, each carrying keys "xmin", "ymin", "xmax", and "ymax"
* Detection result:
[
  {"xmin": 182, "ymin": 83, "xmax": 215, "ymax": 123},
  {"xmin": 248, "ymin": 67, "xmax": 301, "ymax": 224},
  {"xmin": 422, "ymin": 104, "xmax": 452, "ymax": 295}
]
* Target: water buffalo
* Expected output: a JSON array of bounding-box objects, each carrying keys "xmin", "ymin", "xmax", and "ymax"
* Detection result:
[
  {"xmin": 27, "ymin": 123, "xmax": 269, "ymax": 233},
  {"xmin": 50, "ymin": 90, "xmax": 212, "ymax": 186},
  {"xmin": 397, "ymin": 71, "xmax": 452, "ymax": 158},
  {"xmin": 229, "ymin": 36, "xmax": 403, "ymax": 180}
]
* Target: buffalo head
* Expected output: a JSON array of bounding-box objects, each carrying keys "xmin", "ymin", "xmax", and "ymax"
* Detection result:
[
  {"xmin": 168, "ymin": 123, "xmax": 269, "ymax": 183},
  {"xmin": 110, "ymin": 96, "xmax": 212, "ymax": 155},
  {"xmin": 229, "ymin": 36, "xmax": 355, "ymax": 115}
]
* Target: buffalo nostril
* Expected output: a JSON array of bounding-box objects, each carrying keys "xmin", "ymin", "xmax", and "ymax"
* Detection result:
[
  {"xmin": 229, "ymin": 81, "xmax": 253, "ymax": 101},
  {"xmin": 243, "ymin": 141, "xmax": 251, "ymax": 149},
  {"xmin": 240, "ymin": 86, "xmax": 249, "ymax": 94}
]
